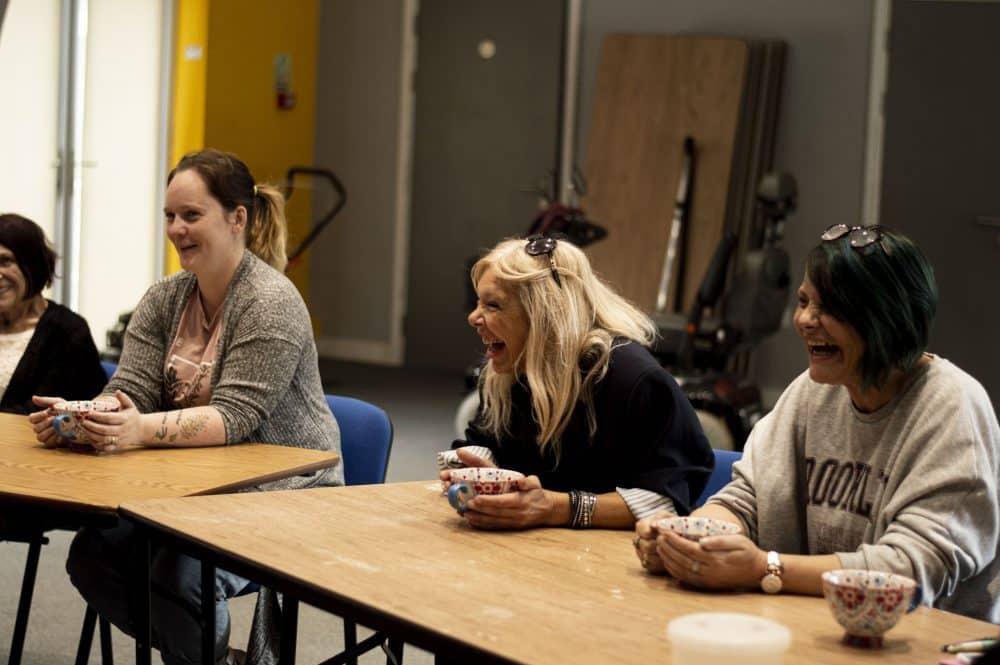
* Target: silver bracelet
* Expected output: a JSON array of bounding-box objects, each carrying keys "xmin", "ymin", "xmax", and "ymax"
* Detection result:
[
  {"xmin": 578, "ymin": 491, "xmax": 597, "ymax": 528},
  {"xmin": 568, "ymin": 490, "xmax": 597, "ymax": 528},
  {"xmin": 568, "ymin": 490, "xmax": 580, "ymax": 527}
]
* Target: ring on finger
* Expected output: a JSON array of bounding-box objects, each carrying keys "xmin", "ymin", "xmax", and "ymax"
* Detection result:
[
  {"xmin": 690, "ymin": 560, "xmax": 702, "ymax": 574},
  {"xmin": 107, "ymin": 435, "xmax": 118, "ymax": 446}
]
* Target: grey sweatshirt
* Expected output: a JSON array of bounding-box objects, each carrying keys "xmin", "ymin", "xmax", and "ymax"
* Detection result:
[{"xmin": 709, "ymin": 356, "xmax": 1000, "ymax": 622}]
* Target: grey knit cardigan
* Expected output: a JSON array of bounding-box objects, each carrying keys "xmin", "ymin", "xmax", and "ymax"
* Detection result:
[{"xmin": 108, "ymin": 250, "xmax": 343, "ymax": 489}]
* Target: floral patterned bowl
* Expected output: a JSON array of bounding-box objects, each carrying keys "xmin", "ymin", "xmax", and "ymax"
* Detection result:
[
  {"xmin": 52, "ymin": 398, "xmax": 120, "ymax": 452},
  {"xmin": 820, "ymin": 569, "xmax": 918, "ymax": 648},
  {"xmin": 654, "ymin": 516, "xmax": 741, "ymax": 541},
  {"xmin": 446, "ymin": 467, "xmax": 524, "ymax": 512}
]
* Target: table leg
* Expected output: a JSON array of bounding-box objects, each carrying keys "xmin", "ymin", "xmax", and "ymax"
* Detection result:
[
  {"xmin": 9, "ymin": 536, "xmax": 44, "ymax": 665},
  {"xmin": 132, "ymin": 531, "xmax": 152, "ymax": 665},
  {"xmin": 201, "ymin": 560, "xmax": 216, "ymax": 665},
  {"xmin": 280, "ymin": 595, "xmax": 299, "ymax": 665},
  {"xmin": 74, "ymin": 607, "xmax": 98, "ymax": 665},
  {"xmin": 99, "ymin": 616, "xmax": 114, "ymax": 665}
]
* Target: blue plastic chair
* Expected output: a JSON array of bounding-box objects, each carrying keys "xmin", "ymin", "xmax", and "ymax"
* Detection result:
[
  {"xmin": 327, "ymin": 395, "xmax": 393, "ymax": 486},
  {"xmin": 695, "ymin": 449, "xmax": 742, "ymax": 507},
  {"xmin": 100, "ymin": 361, "xmax": 117, "ymax": 382}
]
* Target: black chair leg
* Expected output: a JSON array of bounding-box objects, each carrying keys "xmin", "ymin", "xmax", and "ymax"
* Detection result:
[
  {"xmin": 343, "ymin": 620, "xmax": 358, "ymax": 665},
  {"xmin": 9, "ymin": 536, "xmax": 45, "ymax": 665},
  {"xmin": 74, "ymin": 606, "xmax": 98, "ymax": 665},
  {"xmin": 99, "ymin": 617, "xmax": 114, "ymax": 665}
]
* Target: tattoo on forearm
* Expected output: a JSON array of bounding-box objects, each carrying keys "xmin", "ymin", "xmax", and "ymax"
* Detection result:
[
  {"xmin": 178, "ymin": 413, "xmax": 210, "ymax": 440},
  {"xmin": 153, "ymin": 413, "xmax": 168, "ymax": 440},
  {"xmin": 169, "ymin": 410, "xmax": 182, "ymax": 442}
]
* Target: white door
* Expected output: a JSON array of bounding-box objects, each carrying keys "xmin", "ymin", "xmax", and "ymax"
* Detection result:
[
  {"xmin": 0, "ymin": 0, "xmax": 165, "ymax": 350},
  {"xmin": 0, "ymin": 0, "xmax": 60, "ymax": 236}
]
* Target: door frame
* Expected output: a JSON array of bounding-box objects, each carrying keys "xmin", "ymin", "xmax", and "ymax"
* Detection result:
[
  {"xmin": 861, "ymin": 0, "xmax": 891, "ymax": 226},
  {"xmin": 385, "ymin": 0, "xmax": 419, "ymax": 366}
]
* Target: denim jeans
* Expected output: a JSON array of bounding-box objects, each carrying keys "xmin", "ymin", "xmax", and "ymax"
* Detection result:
[{"xmin": 67, "ymin": 521, "xmax": 250, "ymax": 665}]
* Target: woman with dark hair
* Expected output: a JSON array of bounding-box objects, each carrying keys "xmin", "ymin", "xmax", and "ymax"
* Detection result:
[
  {"xmin": 29, "ymin": 149, "xmax": 342, "ymax": 664},
  {"xmin": 634, "ymin": 225, "xmax": 1000, "ymax": 622},
  {"xmin": 0, "ymin": 213, "xmax": 105, "ymax": 413},
  {"xmin": 442, "ymin": 236, "xmax": 713, "ymax": 530}
]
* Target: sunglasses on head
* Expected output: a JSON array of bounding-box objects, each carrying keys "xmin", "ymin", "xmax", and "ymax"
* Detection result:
[
  {"xmin": 524, "ymin": 235, "xmax": 562, "ymax": 287},
  {"xmin": 821, "ymin": 224, "xmax": 890, "ymax": 254}
]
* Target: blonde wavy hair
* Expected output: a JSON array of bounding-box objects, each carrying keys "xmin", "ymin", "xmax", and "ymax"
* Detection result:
[
  {"xmin": 472, "ymin": 237, "xmax": 657, "ymax": 460},
  {"xmin": 169, "ymin": 149, "xmax": 288, "ymax": 271}
]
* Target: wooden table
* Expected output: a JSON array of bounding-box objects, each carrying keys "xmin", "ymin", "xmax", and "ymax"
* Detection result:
[
  {"xmin": 0, "ymin": 413, "xmax": 339, "ymax": 513},
  {"xmin": 121, "ymin": 480, "xmax": 997, "ymax": 665},
  {"xmin": 0, "ymin": 412, "xmax": 341, "ymax": 664}
]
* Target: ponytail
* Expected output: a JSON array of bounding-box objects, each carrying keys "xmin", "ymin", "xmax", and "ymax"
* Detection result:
[{"xmin": 247, "ymin": 183, "xmax": 288, "ymax": 272}]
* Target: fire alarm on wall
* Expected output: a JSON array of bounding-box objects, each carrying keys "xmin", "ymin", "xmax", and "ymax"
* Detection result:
[{"xmin": 273, "ymin": 53, "xmax": 295, "ymax": 110}]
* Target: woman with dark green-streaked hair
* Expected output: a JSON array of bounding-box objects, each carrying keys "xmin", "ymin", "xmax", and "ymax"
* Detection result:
[{"xmin": 634, "ymin": 225, "xmax": 1000, "ymax": 623}]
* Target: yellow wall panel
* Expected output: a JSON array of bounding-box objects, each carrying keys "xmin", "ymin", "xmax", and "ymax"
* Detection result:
[
  {"xmin": 167, "ymin": 0, "xmax": 210, "ymax": 275},
  {"xmin": 203, "ymin": 0, "xmax": 318, "ymax": 296}
]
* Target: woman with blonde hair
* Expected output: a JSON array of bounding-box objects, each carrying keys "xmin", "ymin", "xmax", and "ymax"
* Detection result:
[{"xmin": 441, "ymin": 235, "xmax": 713, "ymax": 530}]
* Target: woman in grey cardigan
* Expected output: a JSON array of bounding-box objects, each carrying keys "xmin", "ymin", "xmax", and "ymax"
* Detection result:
[{"xmin": 29, "ymin": 149, "xmax": 342, "ymax": 664}]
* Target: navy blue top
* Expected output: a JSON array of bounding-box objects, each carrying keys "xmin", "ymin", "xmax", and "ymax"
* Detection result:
[{"xmin": 454, "ymin": 340, "xmax": 713, "ymax": 515}]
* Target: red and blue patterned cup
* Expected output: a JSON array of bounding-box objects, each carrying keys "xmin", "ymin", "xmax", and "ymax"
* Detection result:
[
  {"xmin": 446, "ymin": 467, "xmax": 525, "ymax": 513},
  {"xmin": 51, "ymin": 398, "xmax": 119, "ymax": 453}
]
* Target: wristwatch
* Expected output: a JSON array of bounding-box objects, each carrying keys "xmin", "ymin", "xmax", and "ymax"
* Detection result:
[{"xmin": 760, "ymin": 550, "xmax": 783, "ymax": 594}]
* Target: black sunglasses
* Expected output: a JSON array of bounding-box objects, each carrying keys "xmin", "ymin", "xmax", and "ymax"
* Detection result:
[
  {"xmin": 524, "ymin": 235, "xmax": 562, "ymax": 287},
  {"xmin": 821, "ymin": 224, "xmax": 890, "ymax": 254}
]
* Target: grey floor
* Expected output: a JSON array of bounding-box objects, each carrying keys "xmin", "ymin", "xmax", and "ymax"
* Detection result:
[{"xmin": 0, "ymin": 360, "xmax": 470, "ymax": 664}]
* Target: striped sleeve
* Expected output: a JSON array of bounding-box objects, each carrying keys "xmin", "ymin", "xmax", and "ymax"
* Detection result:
[
  {"xmin": 616, "ymin": 487, "xmax": 677, "ymax": 520},
  {"xmin": 437, "ymin": 445, "xmax": 496, "ymax": 470}
]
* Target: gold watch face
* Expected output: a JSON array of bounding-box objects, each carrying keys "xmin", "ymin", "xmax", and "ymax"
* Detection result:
[{"xmin": 761, "ymin": 573, "xmax": 782, "ymax": 594}]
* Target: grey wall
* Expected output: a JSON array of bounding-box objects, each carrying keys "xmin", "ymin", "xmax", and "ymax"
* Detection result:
[
  {"xmin": 403, "ymin": 0, "xmax": 563, "ymax": 371},
  {"xmin": 310, "ymin": 0, "xmax": 403, "ymax": 350},
  {"xmin": 577, "ymin": 0, "xmax": 875, "ymax": 399},
  {"xmin": 310, "ymin": 0, "xmax": 875, "ymax": 396}
]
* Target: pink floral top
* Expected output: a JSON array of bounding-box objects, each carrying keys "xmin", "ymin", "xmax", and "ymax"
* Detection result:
[{"xmin": 164, "ymin": 289, "xmax": 222, "ymax": 408}]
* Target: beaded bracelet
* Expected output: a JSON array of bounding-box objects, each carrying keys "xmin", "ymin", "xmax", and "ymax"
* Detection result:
[{"xmin": 567, "ymin": 490, "xmax": 597, "ymax": 528}]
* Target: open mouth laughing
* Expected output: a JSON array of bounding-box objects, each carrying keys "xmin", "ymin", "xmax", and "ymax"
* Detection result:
[
  {"xmin": 482, "ymin": 335, "xmax": 506, "ymax": 359},
  {"xmin": 807, "ymin": 342, "xmax": 840, "ymax": 359}
]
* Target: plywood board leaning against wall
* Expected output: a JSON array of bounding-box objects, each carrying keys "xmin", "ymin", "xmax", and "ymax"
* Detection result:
[{"xmin": 582, "ymin": 34, "xmax": 748, "ymax": 314}]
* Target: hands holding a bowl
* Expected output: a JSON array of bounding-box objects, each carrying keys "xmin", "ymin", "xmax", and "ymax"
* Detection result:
[
  {"xmin": 440, "ymin": 448, "xmax": 562, "ymax": 530},
  {"xmin": 29, "ymin": 391, "xmax": 144, "ymax": 453},
  {"xmin": 633, "ymin": 510, "xmax": 767, "ymax": 590}
]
